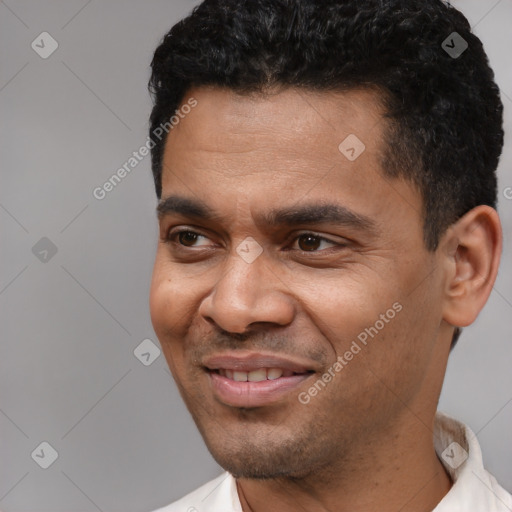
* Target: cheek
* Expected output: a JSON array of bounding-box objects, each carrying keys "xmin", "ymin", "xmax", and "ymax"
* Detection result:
[
  {"xmin": 150, "ymin": 257, "xmax": 199, "ymax": 329},
  {"xmin": 149, "ymin": 262, "xmax": 194, "ymax": 364},
  {"xmin": 344, "ymin": 285, "xmax": 442, "ymax": 404},
  {"xmin": 149, "ymin": 256, "xmax": 216, "ymax": 367},
  {"xmin": 149, "ymin": 262, "xmax": 172, "ymax": 334},
  {"xmin": 149, "ymin": 273, "xmax": 190, "ymax": 378},
  {"xmin": 302, "ymin": 268, "xmax": 432, "ymax": 381},
  {"xmin": 301, "ymin": 273, "xmax": 391, "ymax": 348}
]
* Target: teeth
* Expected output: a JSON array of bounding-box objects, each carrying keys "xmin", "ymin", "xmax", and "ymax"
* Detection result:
[
  {"xmin": 218, "ymin": 368, "xmax": 289, "ymax": 381},
  {"xmin": 267, "ymin": 368, "xmax": 284, "ymax": 380},
  {"xmin": 248, "ymin": 369, "xmax": 267, "ymax": 382}
]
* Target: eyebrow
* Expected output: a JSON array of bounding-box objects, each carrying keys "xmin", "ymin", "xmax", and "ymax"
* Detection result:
[{"xmin": 157, "ymin": 195, "xmax": 377, "ymax": 233}]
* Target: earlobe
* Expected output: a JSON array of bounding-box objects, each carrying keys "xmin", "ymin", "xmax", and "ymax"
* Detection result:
[{"xmin": 441, "ymin": 205, "xmax": 502, "ymax": 329}]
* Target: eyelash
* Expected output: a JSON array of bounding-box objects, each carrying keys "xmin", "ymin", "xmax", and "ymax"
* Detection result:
[{"xmin": 163, "ymin": 229, "xmax": 345, "ymax": 253}]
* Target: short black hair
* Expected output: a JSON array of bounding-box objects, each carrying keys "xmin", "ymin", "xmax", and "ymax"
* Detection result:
[{"xmin": 148, "ymin": 0, "xmax": 504, "ymax": 348}]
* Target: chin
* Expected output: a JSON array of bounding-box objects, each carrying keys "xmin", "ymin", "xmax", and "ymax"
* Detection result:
[
  {"xmin": 213, "ymin": 456, "xmax": 309, "ymax": 480},
  {"xmin": 202, "ymin": 434, "xmax": 325, "ymax": 480}
]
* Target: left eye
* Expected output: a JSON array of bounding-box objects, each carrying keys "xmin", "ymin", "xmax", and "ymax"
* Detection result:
[{"xmin": 291, "ymin": 233, "xmax": 339, "ymax": 252}]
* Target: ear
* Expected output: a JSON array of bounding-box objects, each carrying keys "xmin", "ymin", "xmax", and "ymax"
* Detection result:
[{"xmin": 439, "ymin": 205, "xmax": 502, "ymax": 329}]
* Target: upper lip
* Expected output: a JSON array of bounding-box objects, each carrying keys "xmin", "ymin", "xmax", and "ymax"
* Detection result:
[{"xmin": 203, "ymin": 352, "xmax": 315, "ymax": 373}]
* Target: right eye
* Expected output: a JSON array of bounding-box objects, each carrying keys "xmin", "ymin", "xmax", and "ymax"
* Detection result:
[{"xmin": 165, "ymin": 229, "xmax": 213, "ymax": 248}]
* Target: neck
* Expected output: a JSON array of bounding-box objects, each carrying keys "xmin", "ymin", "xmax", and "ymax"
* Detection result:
[{"xmin": 237, "ymin": 413, "xmax": 452, "ymax": 512}]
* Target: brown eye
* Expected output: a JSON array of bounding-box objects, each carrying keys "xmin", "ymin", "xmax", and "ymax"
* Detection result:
[
  {"xmin": 291, "ymin": 233, "xmax": 341, "ymax": 253},
  {"xmin": 297, "ymin": 234, "xmax": 322, "ymax": 251},
  {"xmin": 164, "ymin": 229, "xmax": 212, "ymax": 248},
  {"xmin": 178, "ymin": 231, "xmax": 199, "ymax": 246}
]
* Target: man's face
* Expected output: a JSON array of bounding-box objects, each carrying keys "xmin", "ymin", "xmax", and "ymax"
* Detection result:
[{"xmin": 150, "ymin": 87, "xmax": 447, "ymax": 479}]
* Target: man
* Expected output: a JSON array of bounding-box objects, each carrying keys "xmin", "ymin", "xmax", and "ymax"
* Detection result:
[{"xmin": 147, "ymin": 0, "xmax": 511, "ymax": 510}]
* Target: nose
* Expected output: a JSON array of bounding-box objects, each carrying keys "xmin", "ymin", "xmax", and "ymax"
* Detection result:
[{"xmin": 198, "ymin": 249, "xmax": 295, "ymax": 334}]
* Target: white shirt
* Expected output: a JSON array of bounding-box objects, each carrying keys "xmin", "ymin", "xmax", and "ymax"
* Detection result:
[{"xmin": 152, "ymin": 412, "xmax": 512, "ymax": 512}]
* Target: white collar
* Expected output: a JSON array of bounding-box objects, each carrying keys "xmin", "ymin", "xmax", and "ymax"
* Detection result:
[{"xmin": 433, "ymin": 411, "xmax": 512, "ymax": 511}]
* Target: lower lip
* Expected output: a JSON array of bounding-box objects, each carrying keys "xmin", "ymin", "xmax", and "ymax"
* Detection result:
[{"xmin": 208, "ymin": 371, "xmax": 312, "ymax": 408}]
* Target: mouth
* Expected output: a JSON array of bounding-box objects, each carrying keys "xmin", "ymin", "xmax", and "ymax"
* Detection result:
[{"xmin": 203, "ymin": 353, "xmax": 316, "ymax": 408}]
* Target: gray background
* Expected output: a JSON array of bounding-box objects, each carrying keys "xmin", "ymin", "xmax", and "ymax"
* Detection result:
[{"xmin": 0, "ymin": 1, "xmax": 511, "ymax": 511}]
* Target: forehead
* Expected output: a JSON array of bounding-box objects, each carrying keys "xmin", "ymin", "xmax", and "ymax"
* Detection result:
[
  {"xmin": 162, "ymin": 86, "xmax": 386, "ymax": 187},
  {"xmin": 165, "ymin": 85, "xmax": 384, "ymax": 155}
]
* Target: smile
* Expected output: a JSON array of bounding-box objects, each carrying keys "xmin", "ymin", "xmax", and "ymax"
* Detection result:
[{"xmin": 204, "ymin": 352, "xmax": 316, "ymax": 407}]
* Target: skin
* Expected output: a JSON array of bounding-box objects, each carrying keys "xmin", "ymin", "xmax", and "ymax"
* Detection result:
[{"xmin": 149, "ymin": 86, "xmax": 502, "ymax": 512}]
